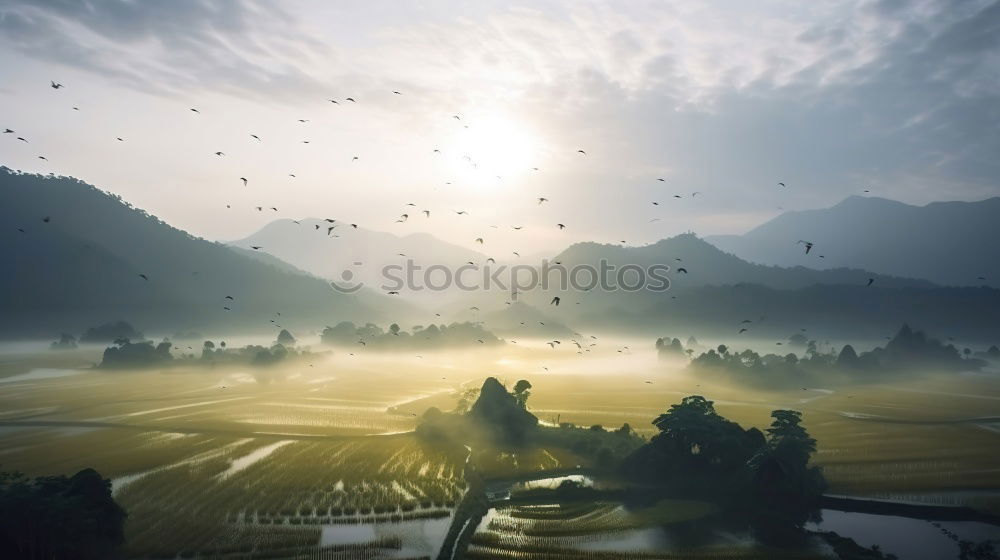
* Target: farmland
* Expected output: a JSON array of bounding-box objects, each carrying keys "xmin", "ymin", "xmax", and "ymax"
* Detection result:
[{"xmin": 1, "ymin": 336, "xmax": 999, "ymax": 557}]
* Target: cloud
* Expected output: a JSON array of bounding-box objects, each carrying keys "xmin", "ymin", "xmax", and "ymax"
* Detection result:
[{"xmin": 0, "ymin": 0, "xmax": 333, "ymax": 100}]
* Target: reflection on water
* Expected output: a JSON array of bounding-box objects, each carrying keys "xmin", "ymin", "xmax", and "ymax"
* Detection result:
[
  {"xmin": 809, "ymin": 509, "xmax": 1000, "ymax": 560},
  {"xmin": 0, "ymin": 368, "xmax": 83, "ymax": 384},
  {"xmin": 319, "ymin": 516, "xmax": 452, "ymax": 557}
]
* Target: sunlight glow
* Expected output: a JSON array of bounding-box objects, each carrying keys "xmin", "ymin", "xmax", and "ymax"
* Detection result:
[{"xmin": 444, "ymin": 115, "xmax": 541, "ymax": 186}]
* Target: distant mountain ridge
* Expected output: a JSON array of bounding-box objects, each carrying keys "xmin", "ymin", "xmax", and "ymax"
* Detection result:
[
  {"xmin": 706, "ymin": 196, "xmax": 1000, "ymax": 286},
  {"xmin": 229, "ymin": 219, "xmax": 489, "ymax": 295},
  {"xmin": 0, "ymin": 168, "xmax": 385, "ymax": 337}
]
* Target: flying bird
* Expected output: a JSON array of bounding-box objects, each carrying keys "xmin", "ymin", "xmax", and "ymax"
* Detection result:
[
  {"xmin": 866, "ymin": 278, "xmax": 874, "ymax": 287},
  {"xmin": 577, "ymin": 150, "xmax": 586, "ymax": 155},
  {"xmin": 423, "ymin": 210, "xmax": 430, "ymax": 217},
  {"xmin": 50, "ymin": 81, "xmax": 64, "ymax": 89},
  {"xmin": 551, "ymin": 296, "xmax": 560, "ymax": 306},
  {"xmin": 214, "ymin": 151, "xmax": 224, "ymax": 156},
  {"xmin": 16, "ymin": 137, "xmax": 27, "ymax": 142},
  {"xmin": 346, "ymin": 97, "xmax": 356, "ymax": 102},
  {"xmin": 797, "ymin": 240, "xmax": 814, "ymax": 254},
  {"xmin": 739, "ymin": 328, "xmax": 748, "ymax": 334},
  {"xmin": 677, "ymin": 267, "xmax": 688, "ymax": 273},
  {"xmin": 189, "ymin": 108, "xmax": 199, "ymax": 113},
  {"xmin": 240, "ymin": 177, "xmax": 248, "ymax": 186},
  {"xmin": 3, "ymin": 129, "xmax": 13, "ymax": 133},
  {"xmin": 138, "ymin": 274, "xmax": 148, "ymax": 281},
  {"xmin": 777, "ymin": 182, "xmax": 786, "ymax": 187},
  {"xmin": 475, "ymin": 237, "xmax": 484, "ymax": 244},
  {"xmin": 557, "ymin": 224, "xmax": 566, "ymax": 230},
  {"xmin": 250, "ymin": 134, "xmax": 261, "ymax": 141},
  {"xmin": 538, "ymin": 197, "xmax": 548, "ymax": 205},
  {"xmin": 250, "ymin": 246, "xmax": 263, "ymax": 250}
]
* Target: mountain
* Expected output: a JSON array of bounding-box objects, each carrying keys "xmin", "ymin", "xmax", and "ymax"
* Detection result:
[
  {"xmin": 0, "ymin": 168, "xmax": 387, "ymax": 338},
  {"xmin": 706, "ymin": 196, "xmax": 1000, "ymax": 287},
  {"xmin": 509, "ymin": 234, "xmax": 1000, "ymax": 341},
  {"xmin": 229, "ymin": 219, "xmax": 488, "ymax": 295}
]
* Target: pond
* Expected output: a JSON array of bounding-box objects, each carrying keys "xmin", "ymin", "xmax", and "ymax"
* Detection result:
[{"xmin": 809, "ymin": 509, "xmax": 1000, "ymax": 560}]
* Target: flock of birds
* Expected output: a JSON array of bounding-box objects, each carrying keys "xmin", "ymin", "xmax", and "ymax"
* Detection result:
[{"xmin": 7, "ymin": 79, "xmax": 988, "ymax": 352}]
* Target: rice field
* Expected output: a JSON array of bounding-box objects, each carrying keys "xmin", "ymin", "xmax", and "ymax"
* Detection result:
[{"xmin": 1, "ymin": 336, "xmax": 999, "ymax": 557}]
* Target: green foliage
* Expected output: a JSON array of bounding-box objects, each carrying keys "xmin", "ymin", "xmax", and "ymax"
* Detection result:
[{"xmin": 0, "ymin": 468, "xmax": 126, "ymax": 559}]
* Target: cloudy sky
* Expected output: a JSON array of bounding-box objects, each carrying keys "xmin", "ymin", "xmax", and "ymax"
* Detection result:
[{"xmin": 1, "ymin": 0, "xmax": 998, "ymax": 253}]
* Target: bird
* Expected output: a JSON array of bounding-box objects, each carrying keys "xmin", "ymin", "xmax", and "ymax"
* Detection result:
[
  {"xmin": 3, "ymin": 129, "xmax": 13, "ymax": 134},
  {"xmin": 423, "ymin": 210, "xmax": 430, "ymax": 218},
  {"xmin": 37, "ymin": 156, "xmax": 48, "ymax": 161},
  {"xmin": 866, "ymin": 278, "xmax": 874, "ymax": 287},
  {"xmin": 551, "ymin": 297, "xmax": 560, "ymax": 306},
  {"xmin": 223, "ymin": 307, "xmax": 231, "ymax": 311},
  {"xmin": 327, "ymin": 226, "xmax": 335, "ymax": 235},
  {"xmin": 538, "ymin": 197, "xmax": 548, "ymax": 205},
  {"xmin": 387, "ymin": 291, "xmax": 399, "ymax": 295},
  {"xmin": 475, "ymin": 238, "xmax": 484, "ymax": 244},
  {"xmin": 189, "ymin": 108, "xmax": 199, "ymax": 113},
  {"xmin": 224, "ymin": 296, "xmax": 234, "ymax": 300},
  {"xmin": 138, "ymin": 274, "xmax": 148, "ymax": 281},
  {"xmin": 352, "ymin": 156, "xmax": 359, "ymax": 161},
  {"xmin": 50, "ymin": 81, "xmax": 64, "ymax": 89},
  {"xmin": 512, "ymin": 226, "xmax": 523, "ymax": 230},
  {"xmin": 16, "ymin": 137, "xmax": 27, "ymax": 142},
  {"xmin": 739, "ymin": 328, "xmax": 748, "ymax": 334},
  {"xmin": 42, "ymin": 216, "xmax": 50, "ymax": 223},
  {"xmin": 116, "ymin": 137, "xmax": 124, "ymax": 142},
  {"xmin": 657, "ymin": 178, "xmax": 665, "ymax": 182},
  {"xmin": 250, "ymin": 246, "xmax": 263, "ymax": 250},
  {"xmin": 677, "ymin": 267, "xmax": 688, "ymax": 273},
  {"xmin": 240, "ymin": 177, "xmax": 248, "ymax": 186},
  {"xmin": 250, "ymin": 134, "xmax": 261, "ymax": 141},
  {"xmin": 346, "ymin": 97, "xmax": 356, "ymax": 102},
  {"xmin": 393, "ymin": 91, "xmax": 402, "ymax": 95},
  {"xmin": 797, "ymin": 240, "xmax": 814, "ymax": 254},
  {"xmin": 777, "ymin": 182, "xmax": 786, "ymax": 187},
  {"xmin": 214, "ymin": 151, "xmax": 224, "ymax": 156},
  {"xmin": 556, "ymin": 224, "xmax": 566, "ymax": 230},
  {"xmin": 455, "ymin": 210, "xmax": 467, "ymax": 215},
  {"xmin": 298, "ymin": 119, "xmax": 309, "ymax": 123},
  {"xmin": 327, "ymin": 98, "xmax": 339, "ymax": 104},
  {"xmin": 577, "ymin": 150, "xmax": 586, "ymax": 155}
]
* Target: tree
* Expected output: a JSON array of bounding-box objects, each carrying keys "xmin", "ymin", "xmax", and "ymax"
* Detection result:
[
  {"xmin": 389, "ymin": 323, "xmax": 401, "ymax": 336},
  {"xmin": 717, "ymin": 344, "xmax": 728, "ymax": 355},
  {"xmin": 0, "ymin": 468, "xmax": 127, "ymax": 559},
  {"xmin": 276, "ymin": 329, "xmax": 296, "ymax": 345},
  {"xmin": 512, "ymin": 379, "xmax": 532, "ymax": 408},
  {"xmin": 203, "ymin": 340, "xmax": 215, "ymax": 350}
]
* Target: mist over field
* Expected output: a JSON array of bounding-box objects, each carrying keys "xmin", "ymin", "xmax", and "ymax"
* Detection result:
[{"xmin": 2, "ymin": 1, "xmax": 1000, "ymax": 559}]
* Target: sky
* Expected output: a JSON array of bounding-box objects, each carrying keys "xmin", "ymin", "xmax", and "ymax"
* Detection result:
[{"xmin": 1, "ymin": 0, "xmax": 998, "ymax": 254}]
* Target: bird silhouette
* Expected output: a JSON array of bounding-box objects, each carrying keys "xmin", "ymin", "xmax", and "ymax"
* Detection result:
[
  {"xmin": 557, "ymin": 223, "xmax": 566, "ymax": 230},
  {"xmin": 866, "ymin": 278, "xmax": 874, "ymax": 287},
  {"xmin": 251, "ymin": 246, "xmax": 262, "ymax": 250},
  {"xmin": 797, "ymin": 240, "xmax": 813, "ymax": 254},
  {"xmin": 138, "ymin": 274, "xmax": 148, "ymax": 281},
  {"xmin": 577, "ymin": 150, "xmax": 586, "ymax": 155},
  {"xmin": 538, "ymin": 197, "xmax": 548, "ymax": 205},
  {"xmin": 250, "ymin": 134, "xmax": 261, "ymax": 141},
  {"xmin": 189, "ymin": 108, "xmax": 199, "ymax": 113},
  {"xmin": 240, "ymin": 177, "xmax": 248, "ymax": 186},
  {"xmin": 677, "ymin": 267, "xmax": 688, "ymax": 273},
  {"xmin": 551, "ymin": 296, "xmax": 560, "ymax": 306},
  {"xmin": 50, "ymin": 81, "xmax": 64, "ymax": 89},
  {"xmin": 3, "ymin": 129, "xmax": 13, "ymax": 134},
  {"xmin": 214, "ymin": 151, "xmax": 224, "ymax": 156}
]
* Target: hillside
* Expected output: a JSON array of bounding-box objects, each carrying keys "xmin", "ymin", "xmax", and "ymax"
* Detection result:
[
  {"xmin": 0, "ymin": 168, "xmax": 386, "ymax": 337},
  {"xmin": 706, "ymin": 196, "xmax": 1000, "ymax": 286}
]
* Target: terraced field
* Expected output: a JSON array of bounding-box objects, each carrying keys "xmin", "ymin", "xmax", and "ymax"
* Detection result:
[{"xmin": 2, "ymin": 338, "xmax": 999, "ymax": 557}]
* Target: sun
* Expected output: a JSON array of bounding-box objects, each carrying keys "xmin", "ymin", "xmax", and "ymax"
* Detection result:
[{"xmin": 445, "ymin": 115, "xmax": 540, "ymax": 185}]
